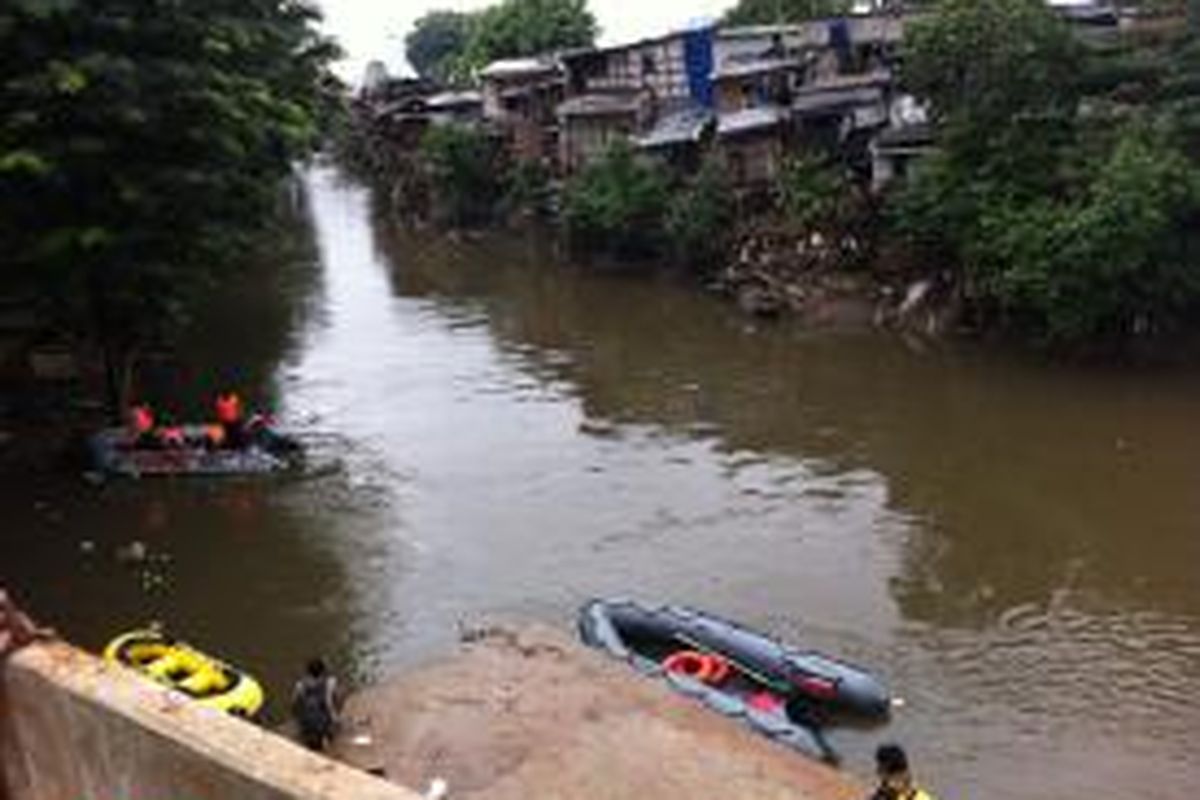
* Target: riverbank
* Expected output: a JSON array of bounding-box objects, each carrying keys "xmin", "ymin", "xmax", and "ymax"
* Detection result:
[
  {"xmin": 713, "ymin": 221, "xmax": 960, "ymax": 337},
  {"xmin": 331, "ymin": 624, "xmax": 864, "ymax": 800}
]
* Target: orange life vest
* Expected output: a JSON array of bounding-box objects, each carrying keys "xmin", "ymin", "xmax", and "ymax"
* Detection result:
[
  {"xmin": 206, "ymin": 424, "xmax": 226, "ymax": 446},
  {"xmin": 216, "ymin": 393, "xmax": 243, "ymax": 424}
]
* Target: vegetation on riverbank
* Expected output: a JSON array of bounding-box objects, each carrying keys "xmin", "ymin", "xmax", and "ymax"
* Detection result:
[
  {"xmin": 895, "ymin": 0, "xmax": 1200, "ymax": 345},
  {"xmin": 1, "ymin": 0, "xmax": 341, "ymax": 415},
  {"xmin": 343, "ymin": 0, "xmax": 1200, "ymax": 352}
]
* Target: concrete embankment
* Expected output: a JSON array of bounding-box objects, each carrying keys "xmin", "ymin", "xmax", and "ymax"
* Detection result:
[
  {"xmin": 1, "ymin": 640, "xmax": 418, "ymax": 800},
  {"xmin": 332, "ymin": 625, "xmax": 864, "ymax": 800}
]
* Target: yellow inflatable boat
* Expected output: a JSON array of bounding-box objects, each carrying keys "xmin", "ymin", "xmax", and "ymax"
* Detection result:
[{"xmin": 104, "ymin": 629, "xmax": 265, "ymax": 718}]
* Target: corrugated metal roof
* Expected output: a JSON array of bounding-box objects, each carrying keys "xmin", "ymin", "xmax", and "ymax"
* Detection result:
[
  {"xmin": 716, "ymin": 106, "xmax": 786, "ymax": 137},
  {"xmin": 874, "ymin": 123, "xmax": 934, "ymax": 149},
  {"xmin": 557, "ymin": 93, "xmax": 640, "ymax": 117},
  {"xmin": 560, "ymin": 27, "xmax": 705, "ymax": 64},
  {"xmin": 792, "ymin": 86, "xmax": 883, "ymax": 116},
  {"xmin": 426, "ymin": 90, "xmax": 483, "ymax": 109},
  {"xmin": 635, "ymin": 107, "xmax": 714, "ymax": 149},
  {"xmin": 795, "ymin": 70, "xmax": 892, "ymax": 93},
  {"xmin": 480, "ymin": 58, "xmax": 558, "ymax": 79},
  {"xmin": 712, "ymin": 58, "xmax": 803, "ymax": 81}
]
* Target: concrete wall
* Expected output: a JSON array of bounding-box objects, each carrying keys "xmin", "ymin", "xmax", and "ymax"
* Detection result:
[{"xmin": 1, "ymin": 642, "xmax": 421, "ymax": 800}]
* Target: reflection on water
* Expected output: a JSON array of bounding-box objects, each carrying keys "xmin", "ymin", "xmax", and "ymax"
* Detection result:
[{"xmin": 3, "ymin": 167, "xmax": 1199, "ymax": 799}]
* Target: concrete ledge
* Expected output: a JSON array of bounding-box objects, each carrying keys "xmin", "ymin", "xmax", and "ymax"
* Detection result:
[
  {"xmin": 333, "ymin": 625, "xmax": 864, "ymax": 800},
  {"xmin": 2, "ymin": 642, "xmax": 420, "ymax": 800}
]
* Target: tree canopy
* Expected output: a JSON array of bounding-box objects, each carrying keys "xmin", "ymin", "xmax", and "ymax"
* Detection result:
[
  {"xmin": 405, "ymin": 0, "xmax": 596, "ymax": 82},
  {"xmin": 902, "ymin": 0, "xmax": 1081, "ymax": 149},
  {"xmin": 894, "ymin": 0, "xmax": 1200, "ymax": 345},
  {"xmin": 0, "ymin": 0, "xmax": 340, "ymax": 408},
  {"xmin": 722, "ymin": 0, "xmax": 851, "ymax": 26},
  {"xmin": 405, "ymin": 11, "xmax": 472, "ymax": 83}
]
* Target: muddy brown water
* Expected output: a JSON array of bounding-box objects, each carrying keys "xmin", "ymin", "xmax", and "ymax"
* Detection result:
[{"xmin": 3, "ymin": 167, "xmax": 1199, "ymax": 799}]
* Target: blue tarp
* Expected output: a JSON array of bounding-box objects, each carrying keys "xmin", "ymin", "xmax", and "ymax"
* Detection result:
[{"xmin": 684, "ymin": 26, "xmax": 715, "ymax": 109}]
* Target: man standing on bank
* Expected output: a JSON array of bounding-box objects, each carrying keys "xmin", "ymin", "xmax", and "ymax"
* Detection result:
[
  {"xmin": 292, "ymin": 657, "xmax": 339, "ymax": 752},
  {"xmin": 869, "ymin": 743, "xmax": 938, "ymax": 800}
]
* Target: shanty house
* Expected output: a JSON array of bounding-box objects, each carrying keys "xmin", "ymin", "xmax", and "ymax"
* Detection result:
[
  {"xmin": 480, "ymin": 58, "xmax": 565, "ymax": 164},
  {"xmin": 558, "ymin": 27, "xmax": 715, "ymax": 173}
]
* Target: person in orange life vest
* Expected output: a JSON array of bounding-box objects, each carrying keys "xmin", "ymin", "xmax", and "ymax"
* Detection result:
[
  {"xmin": 128, "ymin": 404, "xmax": 157, "ymax": 449},
  {"xmin": 204, "ymin": 423, "xmax": 227, "ymax": 450},
  {"xmin": 215, "ymin": 392, "xmax": 245, "ymax": 448}
]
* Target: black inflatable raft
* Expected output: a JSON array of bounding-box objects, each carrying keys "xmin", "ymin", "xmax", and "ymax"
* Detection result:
[
  {"xmin": 578, "ymin": 599, "xmax": 892, "ymax": 763},
  {"xmin": 89, "ymin": 426, "xmax": 303, "ymax": 478}
]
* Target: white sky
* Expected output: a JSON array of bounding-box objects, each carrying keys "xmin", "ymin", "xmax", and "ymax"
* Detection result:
[{"xmin": 316, "ymin": 0, "xmax": 734, "ymax": 84}]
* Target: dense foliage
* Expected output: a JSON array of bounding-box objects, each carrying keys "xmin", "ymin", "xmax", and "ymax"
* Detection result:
[
  {"xmin": 722, "ymin": 0, "xmax": 851, "ymax": 25},
  {"xmin": 405, "ymin": 11, "xmax": 472, "ymax": 84},
  {"xmin": 406, "ymin": 0, "xmax": 596, "ymax": 82},
  {"xmin": 894, "ymin": 0, "xmax": 1200, "ymax": 345},
  {"xmin": 774, "ymin": 153, "xmax": 847, "ymax": 230},
  {"xmin": 968, "ymin": 128, "xmax": 1200, "ymax": 341},
  {"xmin": 665, "ymin": 158, "xmax": 737, "ymax": 270},
  {"xmin": 562, "ymin": 143, "xmax": 669, "ymax": 260},
  {"xmin": 501, "ymin": 159, "xmax": 556, "ymax": 220},
  {"xmin": 0, "ymin": 0, "xmax": 339, "ymax": 408},
  {"xmin": 420, "ymin": 125, "xmax": 507, "ymax": 227}
]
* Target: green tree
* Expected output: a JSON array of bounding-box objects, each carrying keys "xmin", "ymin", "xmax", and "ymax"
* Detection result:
[
  {"xmin": 774, "ymin": 153, "xmax": 847, "ymax": 229},
  {"xmin": 722, "ymin": 0, "xmax": 850, "ymax": 25},
  {"xmin": 665, "ymin": 157, "xmax": 736, "ymax": 270},
  {"xmin": 893, "ymin": 0, "xmax": 1084, "ymax": 274},
  {"xmin": 970, "ymin": 127, "xmax": 1200, "ymax": 343},
  {"xmin": 902, "ymin": 0, "xmax": 1080, "ymax": 157},
  {"xmin": 0, "ymin": 0, "xmax": 338, "ymax": 413},
  {"xmin": 501, "ymin": 159, "xmax": 555, "ymax": 219},
  {"xmin": 405, "ymin": 11, "xmax": 472, "ymax": 83},
  {"xmin": 887, "ymin": 0, "xmax": 1200, "ymax": 347},
  {"xmin": 404, "ymin": 0, "xmax": 597, "ymax": 82},
  {"xmin": 420, "ymin": 124, "xmax": 506, "ymax": 226},
  {"xmin": 563, "ymin": 142, "xmax": 669, "ymax": 260}
]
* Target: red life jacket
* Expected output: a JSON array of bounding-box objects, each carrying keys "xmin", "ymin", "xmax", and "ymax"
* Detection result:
[
  {"xmin": 132, "ymin": 405, "xmax": 154, "ymax": 434},
  {"xmin": 216, "ymin": 393, "xmax": 243, "ymax": 424}
]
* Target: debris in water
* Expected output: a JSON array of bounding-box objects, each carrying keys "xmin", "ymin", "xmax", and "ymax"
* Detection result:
[
  {"xmin": 578, "ymin": 418, "xmax": 617, "ymax": 437},
  {"xmin": 116, "ymin": 540, "xmax": 148, "ymax": 564}
]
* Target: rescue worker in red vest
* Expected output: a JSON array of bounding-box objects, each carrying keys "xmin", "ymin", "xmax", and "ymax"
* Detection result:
[
  {"xmin": 869, "ymin": 744, "xmax": 937, "ymax": 800},
  {"xmin": 129, "ymin": 404, "xmax": 157, "ymax": 449},
  {"xmin": 215, "ymin": 392, "xmax": 245, "ymax": 449}
]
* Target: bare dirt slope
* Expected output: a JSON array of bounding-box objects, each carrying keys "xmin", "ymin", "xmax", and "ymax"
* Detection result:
[{"xmin": 332, "ymin": 625, "xmax": 863, "ymax": 800}]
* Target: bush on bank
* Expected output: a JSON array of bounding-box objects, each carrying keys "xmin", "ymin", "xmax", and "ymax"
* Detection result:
[
  {"xmin": 561, "ymin": 142, "xmax": 670, "ymax": 260},
  {"xmin": 664, "ymin": 157, "xmax": 737, "ymax": 270},
  {"xmin": 420, "ymin": 124, "xmax": 507, "ymax": 227}
]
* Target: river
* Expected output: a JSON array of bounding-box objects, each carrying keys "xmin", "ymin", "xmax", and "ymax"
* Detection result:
[{"xmin": 3, "ymin": 166, "xmax": 1199, "ymax": 799}]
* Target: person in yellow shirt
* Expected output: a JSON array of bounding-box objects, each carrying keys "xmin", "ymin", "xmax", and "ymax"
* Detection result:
[{"xmin": 870, "ymin": 744, "xmax": 938, "ymax": 800}]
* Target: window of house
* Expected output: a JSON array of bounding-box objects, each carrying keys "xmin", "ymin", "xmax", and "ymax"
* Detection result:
[{"xmin": 642, "ymin": 53, "xmax": 656, "ymax": 75}]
